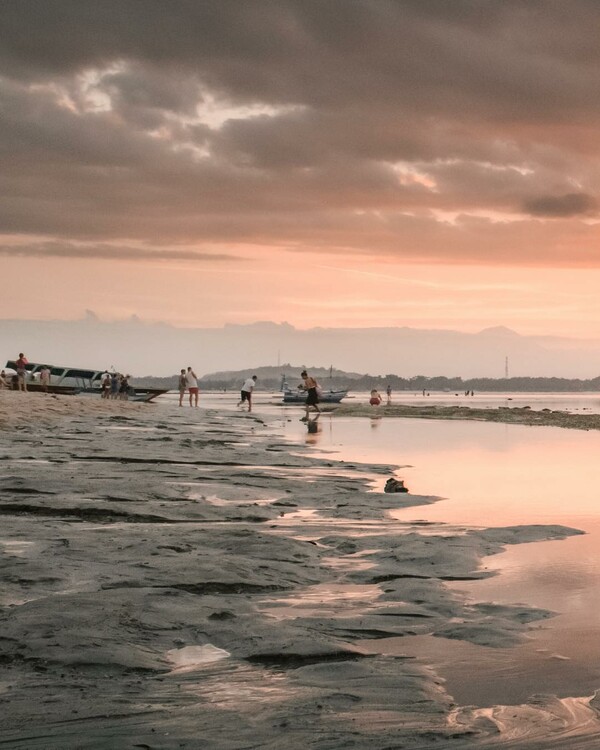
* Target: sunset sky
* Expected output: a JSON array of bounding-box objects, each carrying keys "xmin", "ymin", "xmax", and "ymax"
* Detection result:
[{"xmin": 3, "ymin": 1, "xmax": 600, "ymax": 338}]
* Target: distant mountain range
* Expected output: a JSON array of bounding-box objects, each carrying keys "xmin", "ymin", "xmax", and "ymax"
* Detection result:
[{"xmin": 2, "ymin": 315, "xmax": 600, "ymax": 379}]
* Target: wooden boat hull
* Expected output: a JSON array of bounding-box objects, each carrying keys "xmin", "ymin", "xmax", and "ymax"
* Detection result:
[
  {"xmin": 7, "ymin": 380, "xmax": 80, "ymax": 396},
  {"xmin": 282, "ymin": 389, "xmax": 347, "ymax": 404},
  {"xmin": 81, "ymin": 387, "xmax": 168, "ymax": 403}
]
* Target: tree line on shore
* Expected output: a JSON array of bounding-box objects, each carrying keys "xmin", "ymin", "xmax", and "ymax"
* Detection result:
[{"xmin": 134, "ymin": 366, "xmax": 600, "ymax": 393}]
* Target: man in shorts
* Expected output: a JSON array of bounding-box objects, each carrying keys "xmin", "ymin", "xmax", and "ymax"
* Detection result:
[
  {"xmin": 186, "ymin": 366, "xmax": 199, "ymax": 407},
  {"xmin": 15, "ymin": 353, "xmax": 28, "ymax": 392},
  {"xmin": 300, "ymin": 370, "xmax": 321, "ymax": 421},
  {"xmin": 237, "ymin": 375, "xmax": 257, "ymax": 412}
]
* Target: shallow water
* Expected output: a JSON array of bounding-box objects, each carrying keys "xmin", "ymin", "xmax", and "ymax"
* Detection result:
[
  {"xmin": 157, "ymin": 391, "xmax": 600, "ymax": 708},
  {"xmin": 310, "ymin": 415, "xmax": 600, "ymax": 707},
  {"xmin": 158, "ymin": 387, "xmax": 600, "ymax": 415}
]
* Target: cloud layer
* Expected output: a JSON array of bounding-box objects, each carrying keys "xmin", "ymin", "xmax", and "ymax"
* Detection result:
[{"xmin": 2, "ymin": 1, "xmax": 600, "ymax": 264}]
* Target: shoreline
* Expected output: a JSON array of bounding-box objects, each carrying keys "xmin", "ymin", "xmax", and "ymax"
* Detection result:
[
  {"xmin": 326, "ymin": 401, "xmax": 600, "ymax": 431},
  {"xmin": 0, "ymin": 391, "xmax": 596, "ymax": 748}
]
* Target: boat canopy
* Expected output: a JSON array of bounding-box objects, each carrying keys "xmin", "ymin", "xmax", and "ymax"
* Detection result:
[{"xmin": 5, "ymin": 361, "xmax": 104, "ymax": 383}]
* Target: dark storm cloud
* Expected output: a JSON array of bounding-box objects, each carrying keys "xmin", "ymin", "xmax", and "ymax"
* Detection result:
[
  {"xmin": 523, "ymin": 193, "xmax": 598, "ymax": 218},
  {"xmin": 2, "ymin": 1, "xmax": 600, "ymax": 264}
]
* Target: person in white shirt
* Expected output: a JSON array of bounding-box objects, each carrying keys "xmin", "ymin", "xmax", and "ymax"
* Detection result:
[
  {"xmin": 186, "ymin": 367, "xmax": 199, "ymax": 407},
  {"xmin": 39, "ymin": 366, "xmax": 51, "ymax": 393},
  {"xmin": 237, "ymin": 375, "xmax": 257, "ymax": 412},
  {"xmin": 100, "ymin": 371, "xmax": 111, "ymax": 399}
]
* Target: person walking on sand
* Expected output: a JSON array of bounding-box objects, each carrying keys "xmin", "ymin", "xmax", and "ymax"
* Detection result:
[
  {"xmin": 238, "ymin": 375, "xmax": 257, "ymax": 412},
  {"xmin": 186, "ymin": 366, "xmax": 199, "ymax": 407},
  {"xmin": 300, "ymin": 370, "xmax": 321, "ymax": 421},
  {"xmin": 178, "ymin": 369, "xmax": 187, "ymax": 407},
  {"xmin": 15, "ymin": 353, "xmax": 28, "ymax": 392}
]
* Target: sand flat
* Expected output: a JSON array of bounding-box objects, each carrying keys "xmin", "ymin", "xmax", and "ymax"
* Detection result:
[{"xmin": 0, "ymin": 390, "xmax": 594, "ymax": 748}]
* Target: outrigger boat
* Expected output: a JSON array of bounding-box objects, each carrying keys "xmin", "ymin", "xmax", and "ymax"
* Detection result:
[
  {"xmin": 280, "ymin": 375, "xmax": 348, "ymax": 404},
  {"xmin": 5, "ymin": 361, "xmax": 168, "ymax": 403}
]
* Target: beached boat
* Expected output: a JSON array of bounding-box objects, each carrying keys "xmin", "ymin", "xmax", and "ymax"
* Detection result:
[
  {"xmin": 4, "ymin": 361, "xmax": 168, "ymax": 402},
  {"xmin": 282, "ymin": 387, "xmax": 348, "ymax": 404},
  {"xmin": 280, "ymin": 376, "xmax": 348, "ymax": 404},
  {"xmin": 3, "ymin": 376, "xmax": 80, "ymax": 396}
]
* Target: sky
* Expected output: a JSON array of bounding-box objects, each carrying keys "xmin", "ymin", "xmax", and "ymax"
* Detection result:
[{"xmin": 2, "ymin": 1, "xmax": 600, "ymax": 339}]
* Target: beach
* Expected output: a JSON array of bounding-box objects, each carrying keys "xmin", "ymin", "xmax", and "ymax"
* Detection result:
[{"xmin": 1, "ymin": 390, "xmax": 598, "ymax": 749}]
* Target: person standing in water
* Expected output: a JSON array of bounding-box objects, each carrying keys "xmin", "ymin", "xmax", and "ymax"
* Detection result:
[
  {"xmin": 300, "ymin": 370, "xmax": 321, "ymax": 421},
  {"xmin": 386, "ymin": 384, "xmax": 392, "ymax": 404}
]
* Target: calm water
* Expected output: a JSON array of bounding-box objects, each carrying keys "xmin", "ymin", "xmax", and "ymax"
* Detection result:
[
  {"xmin": 310, "ymin": 416, "xmax": 600, "ymax": 706},
  {"xmin": 158, "ymin": 390, "xmax": 600, "ymax": 707}
]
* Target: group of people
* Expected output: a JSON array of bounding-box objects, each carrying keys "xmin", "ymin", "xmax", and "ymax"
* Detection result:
[
  {"xmin": 231, "ymin": 370, "xmax": 321, "ymax": 420},
  {"xmin": 178, "ymin": 367, "xmax": 199, "ymax": 407},
  {"xmin": 101, "ymin": 371, "xmax": 131, "ymax": 400},
  {"xmin": 1, "ymin": 354, "xmax": 53, "ymax": 393}
]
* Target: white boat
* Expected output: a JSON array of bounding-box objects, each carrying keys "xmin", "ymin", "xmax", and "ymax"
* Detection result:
[{"xmin": 5, "ymin": 361, "xmax": 168, "ymax": 402}]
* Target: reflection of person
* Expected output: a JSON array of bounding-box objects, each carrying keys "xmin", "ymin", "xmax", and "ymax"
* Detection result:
[
  {"xmin": 369, "ymin": 389, "xmax": 382, "ymax": 406},
  {"xmin": 178, "ymin": 369, "xmax": 187, "ymax": 407},
  {"xmin": 238, "ymin": 375, "xmax": 257, "ymax": 412},
  {"xmin": 16, "ymin": 353, "xmax": 28, "ymax": 392},
  {"xmin": 186, "ymin": 366, "xmax": 199, "ymax": 407},
  {"xmin": 305, "ymin": 418, "xmax": 322, "ymax": 444},
  {"xmin": 386, "ymin": 384, "xmax": 392, "ymax": 404},
  {"xmin": 300, "ymin": 370, "xmax": 321, "ymax": 421},
  {"xmin": 39, "ymin": 366, "xmax": 51, "ymax": 393}
]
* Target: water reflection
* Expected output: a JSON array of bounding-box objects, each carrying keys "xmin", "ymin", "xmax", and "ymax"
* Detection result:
[
  {"xmin": 156, "ymin": 392, "xmax": 600, "ymax": 708},
  {"xmin": 304, "ymin": 417, "xmax": 322, "ymax": 445},
  {"xmin": 316, "ymin": 416, "xmax": 600, "ymax": 706}
]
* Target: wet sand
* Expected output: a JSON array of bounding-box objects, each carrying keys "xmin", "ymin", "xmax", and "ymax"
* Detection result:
[{"xmin": 0, "ymin": 390, "xmax": 597, "ymax": 748}]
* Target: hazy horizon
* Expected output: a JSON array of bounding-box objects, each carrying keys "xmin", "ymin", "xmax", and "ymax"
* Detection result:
[{"xmin": 4, "ymin": 314, "xmax": 600, "ymax": 379}]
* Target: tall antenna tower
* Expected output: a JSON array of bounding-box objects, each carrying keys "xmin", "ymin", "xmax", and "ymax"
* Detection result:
[{"xmin": 505, "ymin": 355, "xmax": 509, "ymax": 379}]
